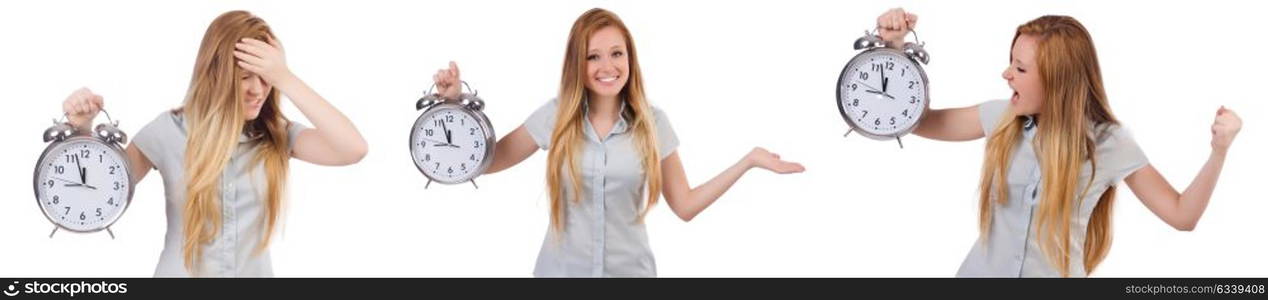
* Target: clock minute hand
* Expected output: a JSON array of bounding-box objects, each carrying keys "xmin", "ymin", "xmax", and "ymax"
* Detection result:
[{"xmin": 857, "ymin": 81, "xmax": 896, "ymax": 99}]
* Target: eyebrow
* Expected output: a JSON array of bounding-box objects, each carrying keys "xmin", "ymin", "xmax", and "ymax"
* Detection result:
[{"xmin": 588, "ymin": 45, "xmax": 625, "ymax": 52}]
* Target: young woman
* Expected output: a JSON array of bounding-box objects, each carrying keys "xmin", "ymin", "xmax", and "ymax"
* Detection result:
[
  {"xmin": 60, "ymin": 11, "xmax": 368, "ymax": 277},
  {"xmin": 873, "ymin": 8, "xmax": 1243, "ymax": 277},
  {"xmin": 431, "ymin": 8, "xmax": 805, "ymax": 277}
]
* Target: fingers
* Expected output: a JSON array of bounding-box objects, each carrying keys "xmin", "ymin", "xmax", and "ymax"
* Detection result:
[
  {"xmin": 266, "ymin": 35, "xmax": 282, "ymax": 50},
  {"xmin": 233, "ymin": 50, "xmax": 264, "ymax": 66},
  {"xmin": 236, "ymin": 60, "xmax": 263, "ymax": 75},
  {"xmin": 449, "ymin": 61, "xmax": 460, "ymax": 80}
]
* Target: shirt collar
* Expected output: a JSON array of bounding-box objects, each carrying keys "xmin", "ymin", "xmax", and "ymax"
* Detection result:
[{"xmin": 581, "ymin": 96, "xmax": 630, "ymax": 140}]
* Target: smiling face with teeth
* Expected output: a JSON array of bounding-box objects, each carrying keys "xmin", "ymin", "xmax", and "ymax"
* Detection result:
[
  {"xmin": 584, "ymin": 26, "xmax": 630, "ymax": 100},
  {"xmin": 1002, "ymin": 34, "xmax": 1044, "ymax": 115}
]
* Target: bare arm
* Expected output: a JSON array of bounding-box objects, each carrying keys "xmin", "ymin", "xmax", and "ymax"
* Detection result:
[
  {"xmin": 912, "ymin": 105, "xmax": 986, "ymax": 141},
  {"xmin": 1125, "ymin": 107, "xmax": 1242, "ymax": 231},
  {"xmin": 484, "ymin": 125, "xmax": 540, "ymax": 174},
  {"xmin": 235, "ymin": 38, "xmax": 369, "ymax": 166},
  {"xmin": 661, "ymin": 147, "xmax": 805, "ymax": 222}
]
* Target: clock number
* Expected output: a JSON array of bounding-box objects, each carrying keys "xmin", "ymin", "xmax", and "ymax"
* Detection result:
[
  {"xmin": 446, "ymin": 115, "xmax": 454, "ymax": 123},
  {"xmin": 871, "ymin": 63, "xmax": 882, "ymax": 72},
  {"xmin": 46, "ymin": 179, "xmax": 54, "ymax": 188},
  {"xmin": 65, "ymin": 154, "xmax": 74, "ymax": 163},
  {"xmin": 908, "ymin": 81, "xmax": 916, "ymax": 89},
  {"xmin": 874, "ymin": 118, "xmax": 881, "ymax": 126},
  {"xmin": 108, "ymin": 197, "xmax": 114, "ymax": 205},
  {"xmin": 469, "ymin": 128, "xmax": 476, "ymax": 135},
  {"xmin": 909, "ymin": 96, "xmax": 917, "ymax": 104},
  {"xmin": 851, "ymin": 98, "xmax": 859, "ymax": 107},
  {"xmin": 96, "ymin": 208, "xmax": 102, "ymax": 217},
  {"xmin": 851, "ymin": 83, "xmax": 858, "ymax": 91},
  {"xmin": 859, "ymin": 72, "xmax": 869, "ymax": 80},
  {"xmin": 108, "ymin": 166, "xmax": 116, "ymax": 175},
  {"xmin": 890, "ymin": 116, "xmax": 896, "ymax": 125},
  {"xmin": 99, "ymin": 154, "xmax": 103, "ymax": 163},
  {"xmin": 55, "ymin": 165, "xmax": 65, "ymax": 174},
  {"xmin": 53, "ymin": 195, "xmax": 60, "ymax": 204},
  {"xmin": 901, "ymin": 68, "xmax": 906, "ymax": 76},
  {"xmin": 80, "ymin": 149, "xmax": 90, "ymax": 159},
  {"xmin": 65, "ymin": 206, "xmax": 71, "ymax": 215},
  {"xmin": 113, "ymin": 181, "xmax": 121, "ymax": 191},
  {"xmin": 885, "ymin": 61, "xmax": 895, "ymax": 70},
  {"xmin": 861, "ymin": 110, "xmax": 869, "ymax": 119},
  {"xmin": 447, "ymin": 167, "xmax": 454, "ymax": 174},
  {"xmin": 461, "ymin": 163, "xmax": 467, "ymax": 171},
  {"xmin": 902, "ymin": 109, "xmax": 909, "ymax": 117},
  {"xmin": 474, "ymin": 141, "xmax": 480, "ymax": 148},
  {"xmin": 425, "ymin": 129, "xmax": 434, "ymax": 137},
  {"xmin": 469, "ymin": 154, "xmax": 476, "ymax": 161},
  {"xmin": 79, "ymin": 212, "xmax": 86, "ymax": 221},
  {"xmin": 424, "ymin": 154, "xmax": 431, "ymax": 161}
]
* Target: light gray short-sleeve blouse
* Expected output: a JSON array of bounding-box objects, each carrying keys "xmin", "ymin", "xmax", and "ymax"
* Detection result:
[
  {"xmin": 523, "ymin": 98, "xmax": 679, "ymax": 277},
  {"xmin": 132, "ymin": 111, "xmax": 306, "ymax": 277},
  {"xmin": 957, "ymin": 100, "xmax": 1148, "ymax": 277}
]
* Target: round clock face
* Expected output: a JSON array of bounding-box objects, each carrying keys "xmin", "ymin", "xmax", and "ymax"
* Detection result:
[
  {"xmin": 837, "ymin": 49, "xmax": 929, "ymax": 138},
  {"xmin": 410, "ymin": 105, "xmax": 492, "ymax": 184},
  {"xmin": 34, "ymin": 137, "xmax": 131, "ymax": 232}
]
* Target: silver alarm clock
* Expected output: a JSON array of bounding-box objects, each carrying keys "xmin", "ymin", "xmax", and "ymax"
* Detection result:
[
  {"xmin": 837, "ymin": 28, "xmax": 931, "ymax": 148},
  {"xmin": 409, "ymin": 81, "xmax": 496, "ymax": 188},
  {"xmin": 33, "ymin": 109, "xmax": 133, "ymax": 239}
]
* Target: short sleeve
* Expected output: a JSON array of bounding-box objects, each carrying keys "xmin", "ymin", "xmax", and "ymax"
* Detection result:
[
  {"xmin": 131, "ymin": 111, "xmax": 181, "ymax": 171},
  {"xmin": 1095, "ymin": 125, "xmax": 1150, "ymax": 183},
  {"xmin": 524, "ymin": 99, "xmax": 559, "ymax": 150},
  {"xmin": 977, "ymin": 100, "xmax": 1011, "ymax": 134},
  {"xmin": 651, "ymin": 107, "xmax": 679, "ymax": 160},
  {"xmin": 286, "ymin": 120, "xmax": 308, "ymax": 153}
]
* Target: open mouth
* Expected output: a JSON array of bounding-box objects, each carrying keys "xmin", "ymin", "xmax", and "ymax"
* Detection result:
[{"xmin": 596, "ymin": 75, "xmax": 619, "ymax": 83}]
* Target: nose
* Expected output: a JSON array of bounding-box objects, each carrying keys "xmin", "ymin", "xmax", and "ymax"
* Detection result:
[
  {"xmin": 1001, "ymin": 67, "xmax": 1012, "ymax": 81},
  {"xmin": 245, "ymin": 77, "xmax": 264, "ymax": 97}
]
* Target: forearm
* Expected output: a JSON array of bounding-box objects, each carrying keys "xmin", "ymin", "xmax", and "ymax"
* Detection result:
[
  {"xmin": 673, "ymin": 155, "xmax": 753, "ymax": 221},
  {"xmin": 274, "ymin": 74, "xmax": 367, "ymax": 156},
  {"xmin": 1174, "ymin": 150, "xmax": 1228, "ymax": 228}
]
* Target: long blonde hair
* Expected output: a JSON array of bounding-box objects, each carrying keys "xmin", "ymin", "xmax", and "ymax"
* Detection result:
[
  {"xmin": 978, "ymin": 15, "xmax": 1118, "ymax": 277},
  {"xmin": 547, "ymin": 8, "xmax": 662, "ymax": 232},
  {"xmin": 180, "ymin": 10, "xmax": 290, "ymax": 273}
]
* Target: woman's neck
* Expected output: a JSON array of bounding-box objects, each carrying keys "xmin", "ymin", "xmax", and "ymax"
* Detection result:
[{"xmin": 586, "ymin": 93, "xmax": 621, "ymax": 120}]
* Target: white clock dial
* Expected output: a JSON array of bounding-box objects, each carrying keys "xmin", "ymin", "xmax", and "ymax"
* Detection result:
[
  {"xmin": 34, "ymin": 138, "xmax": 131, "ymax": 232},
  {"xmin": 838, "ymin": 50, "xmax": 928, "ymax": 137},
  {"xmin": 411, "ymin": 107, "xmax": 489, "ymax": 183}
]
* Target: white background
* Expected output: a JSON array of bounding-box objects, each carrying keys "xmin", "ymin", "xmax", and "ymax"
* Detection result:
[{"xmin": 1, "ymin": 0, "xmax": 1263, "ymax": 277}]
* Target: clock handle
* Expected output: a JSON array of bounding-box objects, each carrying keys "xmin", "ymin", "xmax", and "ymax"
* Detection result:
[{"xmin": 92, "ymin": 108, "xmax": 128, "ymax": 145}]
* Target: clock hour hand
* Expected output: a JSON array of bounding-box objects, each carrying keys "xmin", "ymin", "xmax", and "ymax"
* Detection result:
[
  {"xmin": 881, "ymin": 66, "xmax": 888, "ymax": 93},
  {"xmin": 74, "ymin": 155, "xmax": 86, "ymax": 184}
]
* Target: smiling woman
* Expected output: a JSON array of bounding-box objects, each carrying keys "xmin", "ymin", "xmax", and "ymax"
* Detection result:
[{"xmin": 427, "ymin": 8, "xmax": 805, "ymax": 277}]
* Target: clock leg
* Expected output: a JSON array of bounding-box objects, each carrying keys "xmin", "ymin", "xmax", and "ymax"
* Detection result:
[
  {"xmin": 107, "ymin": 227, "xmax": 115, "ymax": 240},
  {"xmin": 843, "ymin": 128, "xmax": 854, "ymax": 138},
  {"xmin": 425, "ymin": 179, "xmax": 433, "ymax": 189},
  {"xmin": 470, "ymin": 179, "xmax": 480, "ymax": 189},
  {"xmin": 896, "ymin": 136, "xmax": 905, "ymax": 149},
  {"xmin": 48, "ymin": 226, "xmax": 58, "ymax": 238}
]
